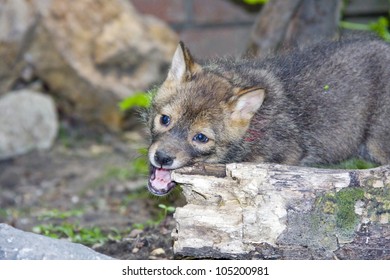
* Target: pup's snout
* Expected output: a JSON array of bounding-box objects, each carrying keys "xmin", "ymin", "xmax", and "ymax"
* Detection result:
[{"xmin": 154, "ymin": 150, "xmax": 175, "ymax": 167}]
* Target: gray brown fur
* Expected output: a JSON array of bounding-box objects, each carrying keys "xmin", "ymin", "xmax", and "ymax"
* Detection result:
[{"xmin": 147, "ymin": 39, "xmax": 390, "ymax": 171}]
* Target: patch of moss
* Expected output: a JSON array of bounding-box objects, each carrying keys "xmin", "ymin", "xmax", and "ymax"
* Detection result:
[
  {"xmin": 292, "ymin": 185, "xmax": 388, "ymax": 248},
  {"xmin": 365, "ymin": 187, "xmax": 390, "ymax": 221},
  {"xmin": 323, "ymin": 200, "xmax": 336, "ymax": 214},
  {"xmin": 334, "ymin": 188, "xmax": 365, "ymax": 231},
  {"xmin": 310, "ymin": 188, "xmax": 365, "ymax": 243}
]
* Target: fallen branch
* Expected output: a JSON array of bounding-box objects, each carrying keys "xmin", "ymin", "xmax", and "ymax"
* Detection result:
[{"xmin": 172, "ymin": 163, "xmax": 390, "ymax": 259}]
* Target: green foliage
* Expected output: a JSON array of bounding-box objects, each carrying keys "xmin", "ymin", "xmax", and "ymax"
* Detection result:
[
  {"xmin": 0, "ymin": 208, "xmax": 7, "ymax": 219},
  {"xmin": 119, "ymin": 92, "xmax": 151, "ymax": 111},
  {"xmin": 105, "ymin": 160, "xmax": 147, "ymax": 181},
  {"xmin": 316, "ymin": 158, "xmax": 378, "ymax": 170},
  {"xmin": 32, "ymin": 198, "xmax": 177, "ymax": 245},
  {"xmin": 130, "ymin": 148, "xmax": 149, "ymax": 176},
  {"xmin": 130, "ymin": 204, "xmax": 176, "ymax": 230},
  {"xmin": 104, "ymin": 166, "xmax": 134, "ymax": 181},
  {"xmin": 58, "ymin": 125, "xmax": 73, "ymax": 148},
  {"xmin": 242, "ymin": 0, "xmax": 268, "ymax": 4},
  {"xmin": 368, "ymin": 17, "xmax": 390, "ymax": 42},
  {"xmin": 33, "ymin": 208, "xmax": 122, "ymax": 245},
  {"xmin": 37, "ymin": 209, "xmax": 83, "ymax": 220},
  {"xmin": 158, "ymin": 203, "xmax": 176, "ymax": 220},
  {"xmin": 340, "ymin": 17, "xmax": 390, "ymax": 42},
  {"xmin": 32, "ymin": 223, "xmax": 121, "ymax": 246},
  {"xmin": 123, "ymin": 188, "xmax": 152, "ymax": 203},
  {"xmin": 90, "ymin": 148, "xmax": 149, "ymax": 189},
  {"xmin": 326, "ymin": 158, "xmax": 378, "ymax": 170}
]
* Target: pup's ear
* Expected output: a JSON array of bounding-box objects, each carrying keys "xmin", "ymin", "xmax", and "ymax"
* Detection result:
[
  {"xmin": 167, "ymin": 42, "xmax": 201, "ymax": 81},
  {"xmin": 231, "ymin": 88, "xmax": 265, "ymax": 122}
]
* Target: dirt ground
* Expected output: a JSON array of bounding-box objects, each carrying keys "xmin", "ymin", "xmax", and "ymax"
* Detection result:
[{"xmin": 0, "ymin": 121, "xmax": 186, "ymax": 260}]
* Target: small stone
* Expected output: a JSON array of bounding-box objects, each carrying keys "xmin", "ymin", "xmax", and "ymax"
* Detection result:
[
  {"xmin": 150, "ymin": 248, "xmax": 165, "ymax": 256},
  {"xmin": 89, "ymin": 144, "xmax": 112, "ymax": 155},
  {"xmin": 71, "ymin": 196, "xmax": 80, "ymax": 204},
  {"xmin": 129, "ymin": 229, "xmax": 143, "ymax": 238},
  {"xmin": 379, "ymin": 213, "xmax": 388, "ymax": 224}
]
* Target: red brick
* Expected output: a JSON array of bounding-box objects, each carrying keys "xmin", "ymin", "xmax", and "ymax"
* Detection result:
[
  {"xmin": 179, "ymin": 26, "xmax": 252, "ymax": 58},
  {"xmin": 131, "ymin": 0, "xmax": 188, "ymax": 24},
  {"xmin": 344, "ymin": 0, "xmax": 389, "ymax": 16},
  {"xmin": 192, "ymin": 0, "xmax": 255, "ymax": 24}
]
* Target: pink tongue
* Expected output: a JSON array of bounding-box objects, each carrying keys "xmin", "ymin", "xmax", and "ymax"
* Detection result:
[
  {"xmin": 153, "ymin": 168, "xmax": 172, "ymax": 188},
  {"xmin": 149, "ymin": 168, "xmax": 174, "ymax": 194}
]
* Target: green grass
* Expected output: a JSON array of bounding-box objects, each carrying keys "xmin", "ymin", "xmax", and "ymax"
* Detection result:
[
  {"xmin": 32, "ymin": 203, "xmax": 176, "ymax": 244},
  {"xmin": 330, "ymin": 158, "xmax": 378, "ymax": 170},
  {"xmin": 133, "ymin": 147, "xmax": 149, "ymax": 172},
  {"xmin": 32, "ymin": 223, "xmax": 121, "ymax": 246},
  {"xmin": 242, "ymin": 0, "xmax": 268, "ymax": 4},
  {"xmin": 31, "ymin": 185, "xmax": 178, "ymax": 244},
  {"xmin": 129, "ymin": 204, "xmax": 176, "ymax": 230},
  {"xmin": 340, "ymin": 17, "xmax": 390, "ymax": 42},
  {"xmin": 32, "ymin": 208, "xmax": 122, "ymax": 245},
  {"xmin": 86, "ymin": 148, "xmax": 149, "ymax": 194},
  {"xmin": 0, "ymin": 208, "xmax": 8, "ymax": 219},
  {"xmin": 37, "ymin": 209, "xmax": 83, "ymax": 220},
  {"xmin": 316, "ymin": 158, "xmax": 378, "ymax": 170}
]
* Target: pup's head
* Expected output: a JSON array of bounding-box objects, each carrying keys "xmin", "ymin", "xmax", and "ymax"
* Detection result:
[{"xmin": 147, "ymin": 42, "xmax": 265, "ymax": 195}]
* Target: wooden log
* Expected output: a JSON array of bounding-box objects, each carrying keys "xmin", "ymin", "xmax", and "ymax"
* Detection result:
[{"xmin": 171, "ymin": 163, "xmax": 390, "ymax": 259}]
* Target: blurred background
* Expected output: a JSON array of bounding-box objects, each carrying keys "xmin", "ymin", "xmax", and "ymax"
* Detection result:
[{"xmin": 0, "ymin": 0, "xmax": 389, "ymax": 259}]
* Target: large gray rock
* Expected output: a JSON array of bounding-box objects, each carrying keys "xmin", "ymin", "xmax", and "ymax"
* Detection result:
[
  {"xmin": 0, "ymin": 223, "xmax": 113, "ymax": 260},
  {"xmin": 0, "ymin": 90, "xmax": 58, "ymax": 160},
  {"xmin": 0, "ymin": 0, "xmax": 178, "ymax": 130},
  {"xmin": 0, "ymin": 0, "xmax": 37, "ymax": 94}
]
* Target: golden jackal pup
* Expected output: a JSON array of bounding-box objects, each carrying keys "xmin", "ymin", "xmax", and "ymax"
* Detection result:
[{"xmin": 147, "ymin": 40, "xmax": 390, "ymax": 195}]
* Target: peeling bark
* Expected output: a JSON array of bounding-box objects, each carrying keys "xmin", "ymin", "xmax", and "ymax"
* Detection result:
[{"xmin": 172, "ymin": 163, "xmax": 390, "ymax": 259}]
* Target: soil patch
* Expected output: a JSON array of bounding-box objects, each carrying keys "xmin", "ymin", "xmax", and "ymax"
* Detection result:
[{"xmin": 0, "ymin": 123, "xmax": 184, "ymax": 259}]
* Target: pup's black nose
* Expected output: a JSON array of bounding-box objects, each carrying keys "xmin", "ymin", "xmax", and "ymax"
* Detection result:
[{"xmin": 154, "ymin": 150, "xmax": 174, "ymax": 167}]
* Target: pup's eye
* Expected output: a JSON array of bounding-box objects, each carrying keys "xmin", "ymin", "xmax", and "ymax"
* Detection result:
[
  {"xmin": 160, "ymin": 115, "xmax": 171, "ymax": 126},
  {"xmin": 193, "ymin": 133, "xmax": 209, "ymax": 143}
]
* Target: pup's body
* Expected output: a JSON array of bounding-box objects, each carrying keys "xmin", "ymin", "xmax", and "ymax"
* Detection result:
[{"xmin": 147, "ymin": 39, "xmax": 390, "ymax": 195}]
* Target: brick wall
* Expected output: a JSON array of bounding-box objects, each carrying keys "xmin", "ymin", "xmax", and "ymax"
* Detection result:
[
  {"xmin": 131, "ymin": 0, "xmax": 258, "ymax": 58},
  {"xmin": 131, "ymin": 0, "xmax": 389, "ymax": 58}
]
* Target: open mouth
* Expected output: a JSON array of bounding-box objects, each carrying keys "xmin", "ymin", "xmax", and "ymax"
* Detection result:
[{"xmin": 147, "ymin": 165, "xmax": 177, "ymax": 196}]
